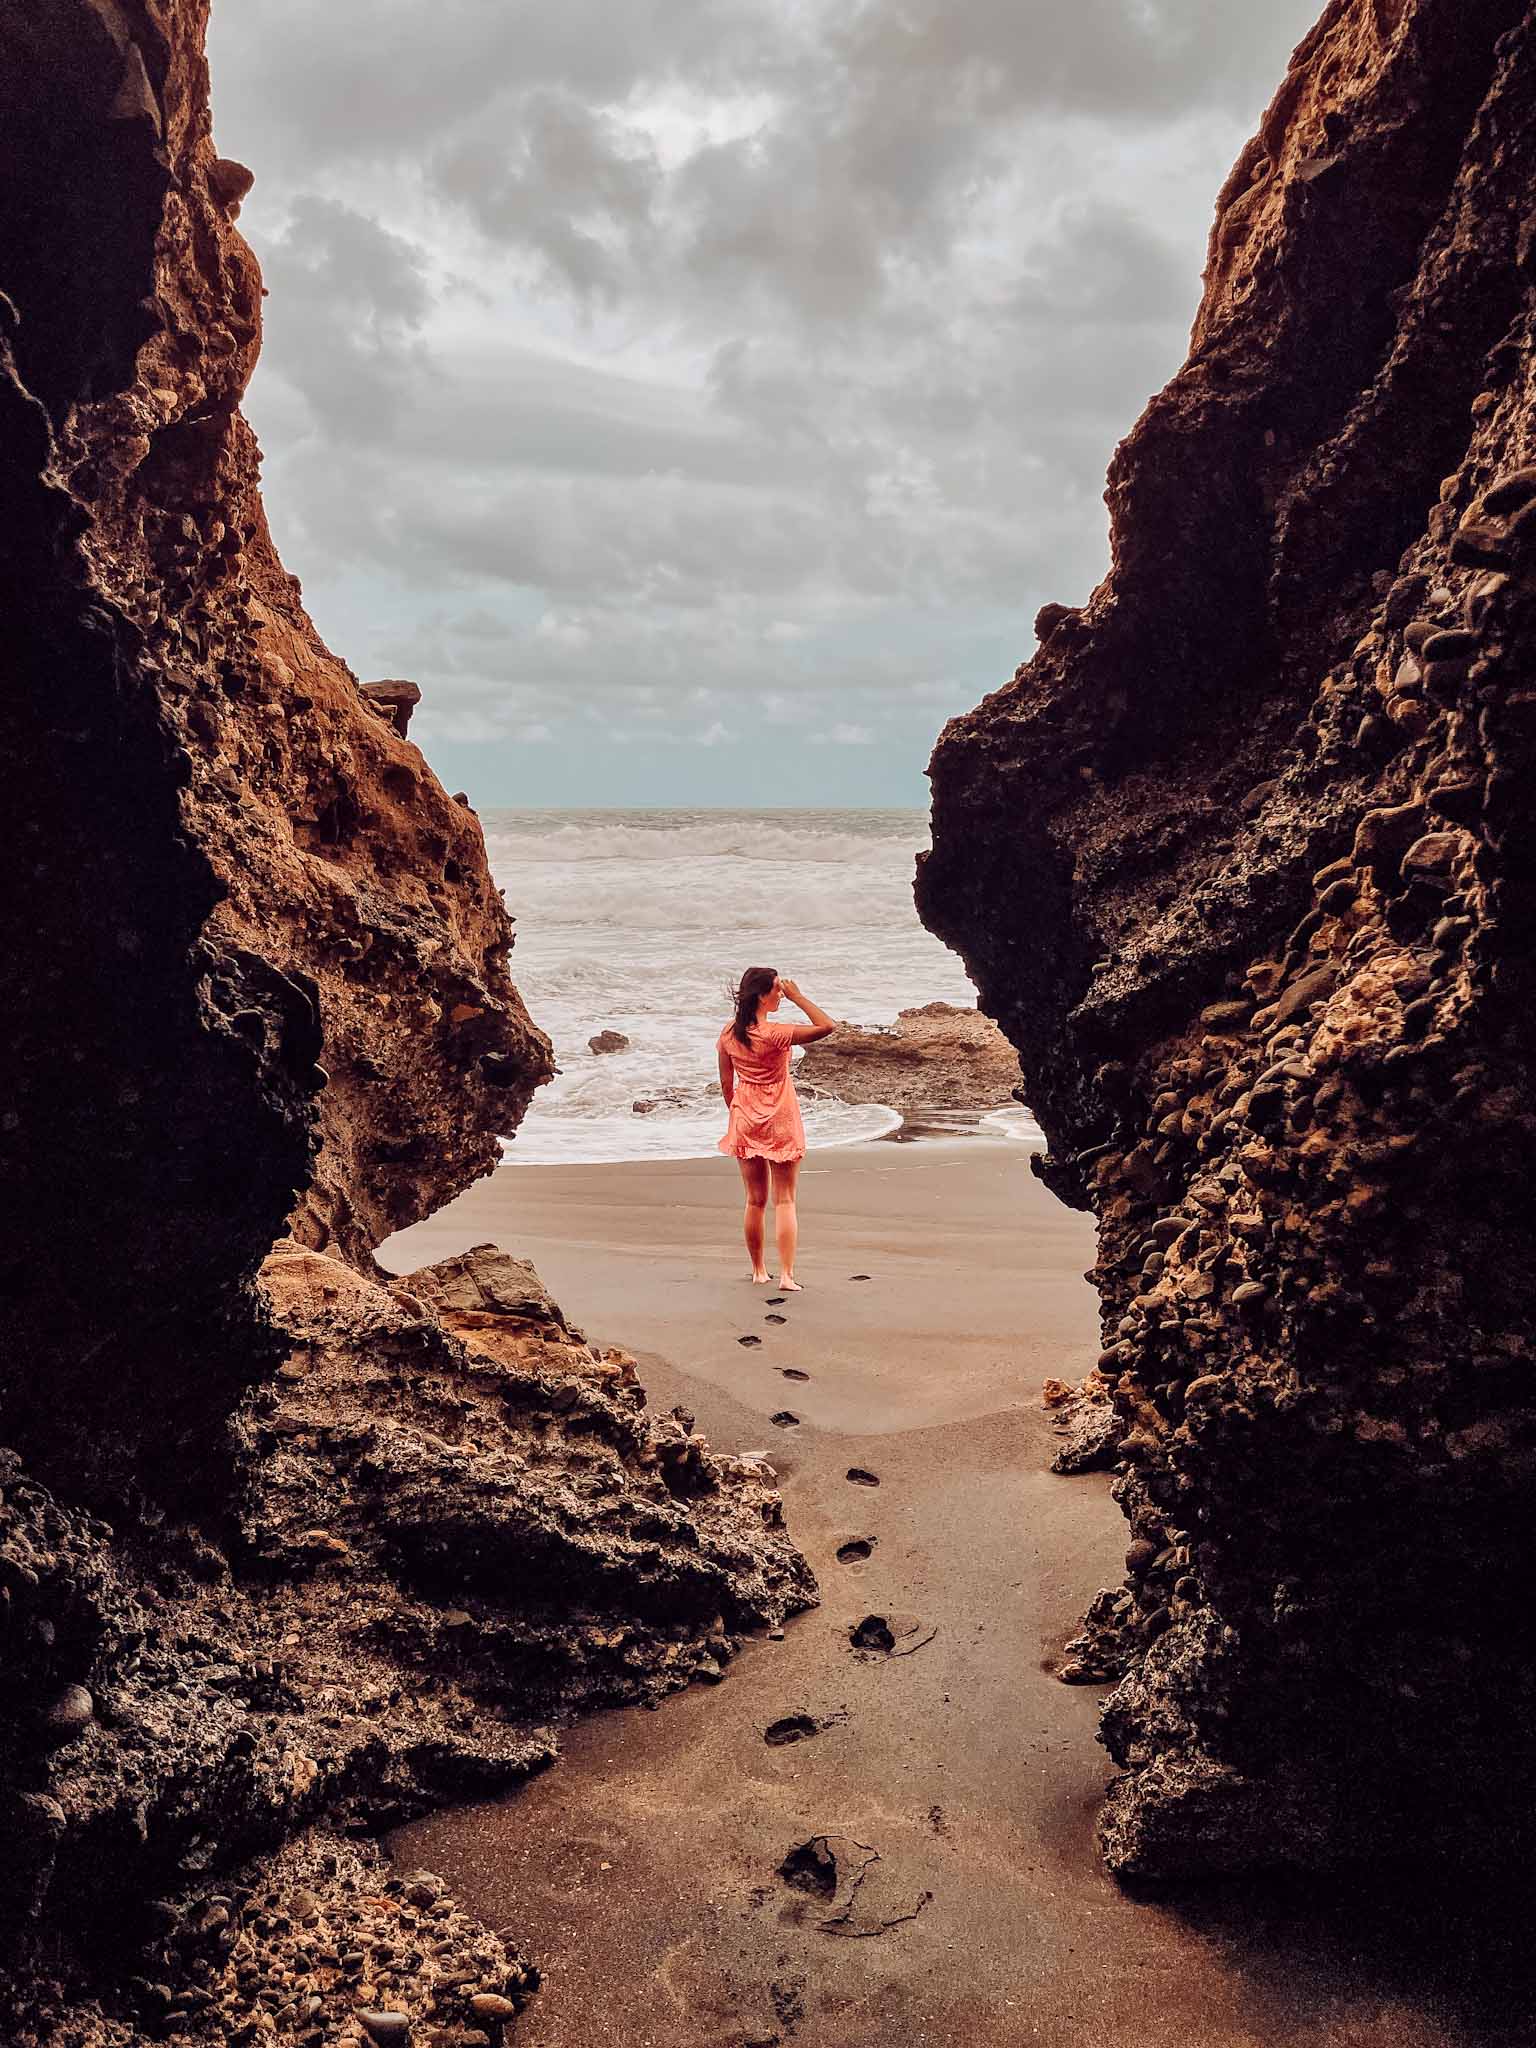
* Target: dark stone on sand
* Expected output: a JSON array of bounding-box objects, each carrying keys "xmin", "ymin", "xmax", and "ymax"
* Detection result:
[
  {"xmin": 771, "ymin": 1411, "xmax": 800, "ymax": 1428},
  {"xmin": 846, "ymin": 1468, "xmax": 880, "ymax": 1487}
]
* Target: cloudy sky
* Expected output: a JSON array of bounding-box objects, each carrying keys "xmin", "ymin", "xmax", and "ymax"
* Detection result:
[{"xmin": 206, "ymin": 0, "xmax": 1321, "ymax": 810}]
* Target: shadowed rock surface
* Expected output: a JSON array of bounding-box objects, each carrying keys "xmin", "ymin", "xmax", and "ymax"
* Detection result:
[
  {"xmin": 0, "ymin": 4, "xmax": 813, "ymax": 2040},
  {"xmin": 919, "ymin": 0, "xmax": 1536, "ymax": 1879}
]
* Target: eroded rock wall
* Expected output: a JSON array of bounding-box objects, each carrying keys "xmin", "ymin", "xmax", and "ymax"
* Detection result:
[
  {"xmin": 0, "ymin": 5, "xmax": 816, "ymax": 2038},
  {"xmin": 919, "ymin": 0, "xmax": 1536, "ymax": 1876},
  {"xmin": 2, "ymin": 0, "xmax": 552, "ymax": 1498}
]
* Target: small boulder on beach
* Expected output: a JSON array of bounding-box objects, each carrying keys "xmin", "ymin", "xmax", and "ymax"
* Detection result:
[{"xmin": 588, "ymin": 1030, "xmax": 630, "ymax": 1055}]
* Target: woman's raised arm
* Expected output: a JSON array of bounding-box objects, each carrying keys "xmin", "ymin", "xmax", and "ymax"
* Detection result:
[{"xmin": 780, "ymin": 978, "xmax": 836, "ymax": 1044}]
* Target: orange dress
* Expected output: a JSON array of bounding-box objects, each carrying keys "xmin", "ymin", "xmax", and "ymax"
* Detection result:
[{"xmin": 717, "ymin": 1020, "xmax": 806, "ymax": 1163}]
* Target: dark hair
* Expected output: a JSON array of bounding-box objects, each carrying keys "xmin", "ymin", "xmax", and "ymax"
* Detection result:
[{"xmin": 730, "ymin": 966, "xmax": 778, "ymax": 1046}]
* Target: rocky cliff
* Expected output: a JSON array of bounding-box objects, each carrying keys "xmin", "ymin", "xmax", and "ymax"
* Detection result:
[
  {"xmin": 919, "ymin": 0, "xmax": 1536, "ymax": 1878},
  {"xmin": 0, "ymin": 6, "xmax": 813, "ymax": 2040}
]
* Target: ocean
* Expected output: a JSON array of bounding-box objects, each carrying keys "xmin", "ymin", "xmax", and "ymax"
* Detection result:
[{"xmin": 482, "ymin": 808, "xmax": 1039, "ymax": 1165}]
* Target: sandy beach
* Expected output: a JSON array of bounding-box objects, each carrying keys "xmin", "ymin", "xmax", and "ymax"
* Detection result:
[{"xmin": 379, "ymin": 1140, "xmax": 1516, "ymax": 2048}]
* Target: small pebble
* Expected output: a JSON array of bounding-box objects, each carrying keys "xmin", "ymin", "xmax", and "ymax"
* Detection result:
[
  {"xmin": 358, "ymin": 2013, "xmax": 410, "ymax": 2048},
  {"xmin": 41, "ymin": 1684, "xmax": 94, "ymax": 1744},
  {"xmin": 469, "ymin": 1993, "xmax": 518, "ymax": 2023}
]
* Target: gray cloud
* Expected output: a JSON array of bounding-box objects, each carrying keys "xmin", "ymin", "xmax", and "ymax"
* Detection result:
[{"xmin": 207, "ymin": 0, "xmax": 1322, "ymax": 805}]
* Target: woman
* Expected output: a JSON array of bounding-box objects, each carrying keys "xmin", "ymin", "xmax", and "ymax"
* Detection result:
[{"xmin": 717, "ymin": 968, "xmax": 836, "ymax": 1290}]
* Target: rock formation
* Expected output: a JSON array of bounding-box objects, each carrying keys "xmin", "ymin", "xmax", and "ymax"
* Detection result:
[
  {"xmin": 796, "ymin": 1002, "xmax": 1021, "ymax": 1114},
  {"xmin": 919, "ymin": 0, "xmax": 1536, "ymax": 1878},
  {"xmin": 0, "ymin": 5, "xmax": 813, "ymax": 2040}
]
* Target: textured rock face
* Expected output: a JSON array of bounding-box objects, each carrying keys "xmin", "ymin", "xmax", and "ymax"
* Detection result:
[
  {"xmin": 0, "ymin": 5, "xmax": 815, "ymax": 2038},
  {"xmin": 919, "ymin": 0, "xmax": 1536, "ymax": 1877},
  {"xmin": 2, "ymin": 0, "xmax": 551, "ymax": 1496},
  {"xmin": 1, "ymin": 1244, "xmax": 811, "ymax": 2043},
  {"xmin": 796, "ymin": 1002, "xmax": 1021, "ymax": 1113}
]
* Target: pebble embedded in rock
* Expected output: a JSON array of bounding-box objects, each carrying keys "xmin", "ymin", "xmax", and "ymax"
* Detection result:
[
  {"xmin": 358, "ymin": 2013, "xmax": 411, "ymax": 2048},
  {"xmin": 1482, "ymin": 467, "xmax": 1536, "ymax": 516},
  {"xmin": 469, "ymin": 1993, "xmax": 518, "ymax": 2024},
  {"xmin": 41, "ymin": 1683, "xmax": 94, "ymax": 1745},
  {"xmin": 1421, "ymin": 626, "xmax": 1478, "ymax": 662}
]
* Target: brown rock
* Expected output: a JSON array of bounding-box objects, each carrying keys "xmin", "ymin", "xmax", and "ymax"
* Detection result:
[
  {"xmin": 358, "ymin": 678, "xmax": 423, "ymax": 736},
  {"xmin": 917, "ymin": 0, "xmax": 1536, "ymax": 1885},
  {"xmin": 795, "ymin": 1003, "xmax": 1021, "ymax": 1112}
]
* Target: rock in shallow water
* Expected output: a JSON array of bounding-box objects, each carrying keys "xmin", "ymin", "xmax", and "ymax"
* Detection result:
[{"xmin": 796, "ymin": 1002, "xmax": 1021, "ymax": 1111}]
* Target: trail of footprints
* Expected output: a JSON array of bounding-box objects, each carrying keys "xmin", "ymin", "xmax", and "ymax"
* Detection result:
[
  {"xmin": 729, "ymin": 1271, "xmax": 939, "ymax": 1952},
  {"xmin": 737, "ymin": 1280, "xmax": 928, "ymax": 1701}
]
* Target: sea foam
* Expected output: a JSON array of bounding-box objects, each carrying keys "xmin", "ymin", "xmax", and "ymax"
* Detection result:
[{"xmin": 484, "ymin": 807, "xmax": 1043, "ymax": 1165}]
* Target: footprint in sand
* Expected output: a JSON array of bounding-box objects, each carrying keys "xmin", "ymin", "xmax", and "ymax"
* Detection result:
[
  {"xmin": 780, "ymin": 1368, "xmax": 810, "ymax": 1382},
  {"xmin": 739, "ymin": 1335, "xmax": 763, "ymax": 1348},
  {"xmin": 845, "ymin": 1467, "xmax": 880, "ymax": 1487},
  {"xmin": 771, "ymin": 1410, "xmax": 800, "ymax": 1428},
  {"xmin": 766, "ymin": 1296, "xmax": 786, "ymax": 1306},
  {"xmin": 836, "ymin": 1538, "xmax": 874, "ymax": 1564},
  {"xmin": 849, "ymin": 1274, "xmax": 871, "ymax": 1282},
  {"xmin": 765, "ymin": 1313, "xmax": 788, "ymax": 1325},
  {"xmin": 764, "ymin": 1714, "xmax": 820, "ymax": 1747}
]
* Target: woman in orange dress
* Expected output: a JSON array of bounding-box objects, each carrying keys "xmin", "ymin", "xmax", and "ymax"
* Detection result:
[{"xmin": 717, "ymin": 967, "xmax": 836, "ymax": 1290}]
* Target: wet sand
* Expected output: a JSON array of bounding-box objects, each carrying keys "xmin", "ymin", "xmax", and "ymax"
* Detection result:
[{"xmin": 379, "ymin": 1141, "xmax": 1527, "ymax": 2048}]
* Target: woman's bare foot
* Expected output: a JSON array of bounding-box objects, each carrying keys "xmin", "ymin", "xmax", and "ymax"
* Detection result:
[
  {"xmin": 751, "ymin": 1269, "xmax": 771, "ymax": 1284},
  {"xmin": 778, "ymin": 1275, "xmax": 803, "ymax": 1292}
]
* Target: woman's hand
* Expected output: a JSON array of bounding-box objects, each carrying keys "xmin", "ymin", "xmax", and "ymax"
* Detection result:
[{"xmin": 781, "ymin": 981, "xmax": 837, "ymax": 1044}]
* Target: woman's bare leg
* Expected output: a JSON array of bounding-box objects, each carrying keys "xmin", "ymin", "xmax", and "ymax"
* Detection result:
[
  {"xmin": 770, "ymin": 1158, "xmax": 801, "ymax": 1288},
  {"xmin": 737, "ymin": 1157, "xmax": 770, "ymax": 1280}
]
